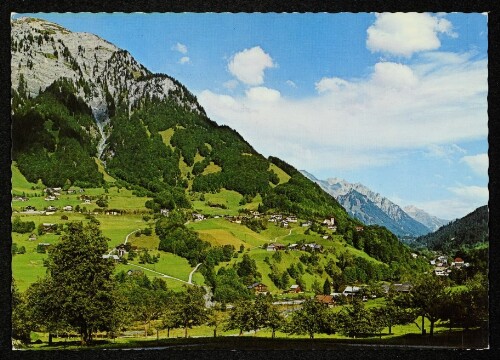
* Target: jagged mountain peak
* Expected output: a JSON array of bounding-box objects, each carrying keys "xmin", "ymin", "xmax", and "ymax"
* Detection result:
[
  {"xmin": 11, "ymin": 17, "xmax": 204, "ymax": 116},
  {"xmin": 301, "ymin": 171, "xmax": 433, "ymax": 237},
  {"xmin": 403, "ymin": 205, "xmax": 450, "ymax": 232}
]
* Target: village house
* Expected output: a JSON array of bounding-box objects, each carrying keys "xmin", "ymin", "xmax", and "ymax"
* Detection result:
[
  {"xmin": 315, "ymin": 294, "xmax": 336, "ymax": 308},
  {"xmin": 160, "ymin": 208, "xmax": 169, "ymax": 216},
  {"xmin": 453, "ymin": 257, "xmax": 465, "ymax": 268},
  {"xmin": 102, "ymin": 254, "xmax": 120, "ymax": 262},
  {"xmin": 289, "ymin": 284, "xmax": 302, "ymax": 293},
  {"xmin": 13, "ymin": 196, "xmax": 28, "ymax": 202},
  {"xmin": 280, "ymin": 220, "xmax": 289, "ymax": 228},
  {"xmin": 434, "ymin": 266, "xmax": 448, "ymax": 276},
  {"xmin": 63, "ymin": 205, "xmax": 73, "ymax": 212},
  {"xmin": 192, "ymin": 213, "xmax": 205, "ymax": 222},
  {"xmin": 411, "ymin": 253, "xmax": 418, "ymax": 259},
  {"xmin": 44, "ymin": 195, "xmax": 57, "ymax": 201},
  {"xmin": 342, "ymin": 285, "xmax": 360, "ymax": 297},
  {"xmin": 42, "ymin": 223, "xmax": 57, "ymax": 232},
  {"xmin": 286, "ymin": 216, "xmax": 298, "ymax": 223},
  {"xmin": 28, "ymin": 233, "xmax": 37, "ymax": 241},
  {"xmin": 46, "ymin": 206, "xmax": 57, "ymax": 212},
  {"xmin": 25, "ymin": 205, "xmax": 36, "ymax": 211},
  {"xmin": 355, "ymin": 226, "xmax": 364, "ymax": 232},
  {"xmin": 328, "ymin": 225, "xmax": 337, "ymax": 232},
  {"xmin": 267, "ymin": 243, "xmax": 286, "ymax": 251},
  {"xmin": 288, "ymin": 244, "xmax": 299, "ymax": 251},
  {"xmin": 300, "ymin": 243, "xmax": 323, "ymax": 252},
  {"xmin": 382, "ymin": 282, "xmax": 413, "ymax": 294},
  {"xmin": 66, "ymin": 189, "xmax": 76, "ymax": 194},
  {"xmin": 301, "ymin": 221, "xmax": 312, "ymax": 227},
  {"xmin": 247, "ymin": 282, "xmax": 268, "ymax": 294},
  {"xmin": 322, "ymin": 218, "xmax": 335, "ymax": 227}
]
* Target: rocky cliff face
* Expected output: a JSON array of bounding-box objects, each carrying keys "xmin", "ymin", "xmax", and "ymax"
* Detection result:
[
  {"xmin": 301, "ymin": 171, "xmax": 434, "ymax": 237},
  {"xmin": 403, "ymin": 205, "xmax": 449, "ymax": 232},
  {"xmin": 11, "ymin": 17, "xmax": 203, "ymax": 158}
]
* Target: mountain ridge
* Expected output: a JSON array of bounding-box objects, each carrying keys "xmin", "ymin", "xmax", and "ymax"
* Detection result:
[{"xmin": 300, "ymin": 171, "xmax": 443, "ymax": 237}]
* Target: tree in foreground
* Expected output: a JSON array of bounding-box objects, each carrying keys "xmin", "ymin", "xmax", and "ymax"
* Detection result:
[
  {"xmin": 172, "ymin": 285, "xmax": 208, "ymax": 338},
  {"xmin": 372, "ymin": 286, "xmax": 417, "ymax": 335},
  {"xmin": 337, "ymin": 299, "xmax": 384, "ymax": 338},
  {"xmin": 285, "ymin": 298, "xmax": 335, "ymax": 339},
  {"xmin": 12, "ymin": 279, "xmax": 32, "ymax": 345},
  {"xmin": 407, "ymin": 274, "xmax": 448, "ymax": 336},
  {"xmin": 26, "ymin": 222, "xmax": 120, "ymax": 345}
]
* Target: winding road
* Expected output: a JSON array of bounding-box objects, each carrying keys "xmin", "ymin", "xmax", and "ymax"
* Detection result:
[{"xmin": 120, "ymin": 229, "xmax": 202, "ymax": 285}]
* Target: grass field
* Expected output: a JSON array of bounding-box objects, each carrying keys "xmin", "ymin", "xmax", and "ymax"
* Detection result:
[
  {"xmin": 269, "ymin": 163, "xmax": 291, "ymax": 185},
  {"xmin": 158, "ymin": 128, "xmax": 175, "ymax": 149},
  {"xmin": 11, "ymin": 162, "xmax": 44, "ymax": 195},
  {"xmin": 94, "ymin": 158, "xmax": 116, "ymax": 182}
]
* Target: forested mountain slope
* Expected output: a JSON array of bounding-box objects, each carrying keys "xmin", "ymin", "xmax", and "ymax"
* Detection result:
[{"xmin": 11, "ymin": 17, "xmax": 416, "ymax": 271}]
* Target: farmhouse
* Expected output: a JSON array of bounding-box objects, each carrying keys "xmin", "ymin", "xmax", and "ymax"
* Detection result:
[
  {"xmin": 13, "ymin": 196, "xmax": 28, "ymax": 202},
  {"xmin": 160, "ymin": 208, "xmax": 169, "ymax": 216},
  {"xmin": 247, "ymin": 282, "xmax": 268, "ymax": 294},
  {"xmin": 192, "ymin": 213, "xmax": 205, "ymax": 221},
  {"xmin": 267, "ymin": 243, "xmax": 286, "ymax": 251},
  {"xmin": 315, "ymin": 294, "xmax": 336, "ymax": 308},
  {"xmin": 289, "ymin": 284, "xmax": 302, "ymax": 293},
  {"xmin": 42, "ymin": 223, "xmax": 57, "ymax": 232},
  {"xmin": 102, "ymin": 254, "xmax": 120, "ymax": 262},
  {"xmin": 342, "ymin": 286, "xmax": 360, "ymax": 296},
  {"xmin": 63, "ymin": 205, "xmax": 73, "ymax": 212},
  {"xmin": 382, "ymin": 282, "xmax": 413, "ymax": 294},
  {"xmin": 322, "ymin": 218, "xmax": 335, "ymax": 226}
]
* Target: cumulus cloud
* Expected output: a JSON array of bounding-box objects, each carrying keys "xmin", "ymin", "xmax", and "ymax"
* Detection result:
[
  {"xmin": 371, "ymin": 62, "xmax": 419, "ymax": 89},
  {"xmin": 461, "ymin": 153, "xmax": 489, "ymax": 176},
  {"xmin": 223, "ymin": 79, "xmax": 239, "ymax": 90},
  {"xmin": 245, "ymin": 87, "xmax": 281, "ymax": 102},
  {"xmin": 228, "ymin": 46, "xmax": 275, "ymax": 86},
  {"xmin": 367, "ymin": 13, "xmax": 458, "ymax": 57},
  {"xmin": 173, "ymin": 42, "xmax": 188, "ymax": 54},
  {"xmin": 198, "ymin": 52, "xmax": 487, "ymax": 174},
  {"xmin": 179, "ymin": 56, "xmax": 190, "ymax": 64}
]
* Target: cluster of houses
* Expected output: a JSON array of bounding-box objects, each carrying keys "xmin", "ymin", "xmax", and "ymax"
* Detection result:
[
  {"xmin": 269, "ymin": 214, "xmax": 298, "ymax": 228},
  {"xmin": 266, "ymin": 242, "xmax": 324, "ymax": 252},
  {"xmin": 430, "ymin": 255, "xmax": 469, "ymax": 276}
]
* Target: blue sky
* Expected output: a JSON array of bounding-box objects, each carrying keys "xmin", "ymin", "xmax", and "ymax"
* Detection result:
[{"xmin": 13, "ymin": 13, "xmax": 488, "ymax": 220}]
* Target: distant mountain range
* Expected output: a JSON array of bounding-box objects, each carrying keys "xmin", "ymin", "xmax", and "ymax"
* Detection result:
[{"xmin": 300, "ymin": 171, "xmax": 449, "ymax": 237}]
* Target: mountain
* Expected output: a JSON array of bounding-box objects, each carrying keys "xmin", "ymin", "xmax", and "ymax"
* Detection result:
[
  {"xmin": 413, "ymin": 205, "xmax": 488, "ymax": 252},
  {"xmin": 301, "ymin": 172, "xmax": 432, "ymax": 237},
  {"xmin": 403, "ymin": 205, "xmax": 449, "ymax": 232},
  {"xmin": 11, "ymin": 17, "xmax": 415, "ymax": 268}
]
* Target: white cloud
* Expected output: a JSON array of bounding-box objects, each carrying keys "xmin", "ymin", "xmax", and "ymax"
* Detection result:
[
  {"xmin": 461, "ymin": 153, "xmax": 488, "ymax": 176},
  {"xmin": 367, "ymin": 13, "xmax": 457, "ymax": 57},
  {"xmin": 425, "ymin": 144, "xmax": 466, "ymax": 160},
  {"xmin": 198, "ymin": 52, "xmax": 487, "ymax": 174},
  {"xmin": 223, "ymin": 79, "xmax": 239, "ymax": 90},
  {"xmin": 448, "ymin": 184, "xmax": 489, "ymax": 201},
  {"xmin": 179, "ymin": 56, "xmax": 190, "ymax": 64},
  {"xmin": 173, "ymin": 42, "xmax": 188, "ymax": 54},
  {"xmin": 286, "ymin": 80, "xmax": 297, "ymax": 88},
  {"xmin": 371, "ymin": 62, "xmax": 419, "ymax": 89},
  {"xmin": 228, "ymin": 46, "xmax": 275, "ymax": 86},
  {"xmin": 315, "ymin": 77, "xmax": 349, "ymax": 93},
  {"xmin": 245, "ymin": 87, "xmax": 281, "ymax": 102}
]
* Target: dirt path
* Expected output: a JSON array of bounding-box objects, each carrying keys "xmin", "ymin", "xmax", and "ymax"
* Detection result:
[{"xmin": 188, "ymin": 263, "xmax": 203, "ymax": 284}]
